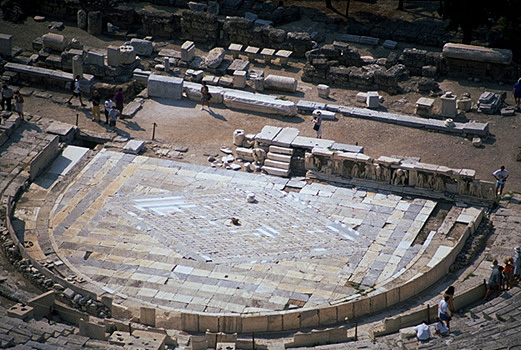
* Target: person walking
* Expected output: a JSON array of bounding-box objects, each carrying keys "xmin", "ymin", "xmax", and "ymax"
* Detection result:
[
  {"xmin": 1, "ymin": 84, "xmax": 13, "ymax": 111},
  {"xmin": 67, "ymin": 75, "xmax": 86, "ymax": 106},
  {"xmin": 108, "ymin": 105, "xmax": 120, "ymax": 131},
  {"xmin": 493, "ymin": 165, "xmax": 510, "ymax": 198},
  {"xmin": 312, "ymin": 111, "xmax": 323, "ymax": 138},
  {"xmin": 200, "ymin": 81, "xmax": 211, "ymax": 111},
  {"xmin": 438, "ymin": 295, "xmax": 452, "ymax": 330},
  {"xmin": 104, "ymin": 97, "xmax": 114, "ymax": 125},
  {"xmin": 89, "ymin": 90, "xmax": 101, "ymax": 122},
  {"xmin": 114, "ymin": 88, "xmax": 124, "ymax": 115},
  {"xmin": 13, "ymin": 90, "xmax": 24, "ymax": 120},
  {"xmin": 514, "ymin": 78, "xmax": 521, "ymax": 109}
]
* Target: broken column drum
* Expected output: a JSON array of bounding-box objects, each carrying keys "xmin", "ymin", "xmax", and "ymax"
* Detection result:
[
  {"xmin": 264, "ymin": 74, "xmax": 297, "ymax": 93},
  {"xmin": 42, "ymin": 33, "xmax": 66, "ymax": 52}
]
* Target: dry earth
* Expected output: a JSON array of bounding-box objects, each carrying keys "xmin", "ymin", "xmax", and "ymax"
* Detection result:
[{"xmin": 2, "ymin": 2, "xmax": 521, "ymax": 193}]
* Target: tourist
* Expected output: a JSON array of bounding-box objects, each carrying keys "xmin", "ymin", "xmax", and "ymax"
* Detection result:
[
  {"xmin": 413, "ymin": 321, "xmax": 431, "ymax": 341},
  {"xmin": 312, "ymin": 111, "xmax": 323, "ymax": 138},
  {"xmin": 114, "ymin": 87, "xmax": 124, "ymax": 115},
  {"xmin": 443, "ymin": 286, "xmax": 455, "ymax": 316},
  {"xmin": 200, "ymin": 81, "xmax": 211, "ymax": 111},
  {"xmin": 1, "ymin": 84, "xmax": 13, "ymax": 111},
  {"xmin": 13, "ymin": 90, "xmax": 24, "ymax": 120},
  {"xmin": 514, "ymin": 246, "xmax": 521, "ymax": 281},
  {"xmin": 67, "ymin": 75, "xmax": 86, "ymax": 107},
  {"xmin": 492, "ymin": 166, "xmax": 510, "ymax": 198},
  {"xmin": 438, "ymin": 295, "xmax": 452, "ymax": 329},
  {"xmin": 89, "ymin": 90, "xmax": 101, "ymax": 122},
  {"xmin": 484, "ymin": 259, "xmax": 501, "ymax": 300},
  {"xmin": 434, "ymin": 317, "xmax": 449, "ymax": 336},
  {"xmin": 514, "ymin": 78, "xmax": 521, "ymax": 108},
  {"xmin": 104, "ymin": 97, "xmax": 114, "ymax": 125},
  {"xmin": 503, "ymin": 257, "xmax": 514, "ymax": 290},
  {"xmin": 108, "ymin": 105, "xmax": 120, "ymax": 130}
]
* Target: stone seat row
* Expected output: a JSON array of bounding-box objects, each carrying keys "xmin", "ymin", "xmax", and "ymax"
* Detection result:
[{"xmin": 228, "ymin": 43, "xmax": 292, "ymax": 65}]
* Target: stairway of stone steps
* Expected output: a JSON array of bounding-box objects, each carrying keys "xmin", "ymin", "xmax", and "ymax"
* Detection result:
[{"xmin": 262, "ymin": 145, "xmax": 293, "ymax": 177}]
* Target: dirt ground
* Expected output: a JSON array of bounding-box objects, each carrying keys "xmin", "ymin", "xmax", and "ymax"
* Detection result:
[{"xmin": 2, "ymin": 2, "xmax": 521, "ymax": 193}]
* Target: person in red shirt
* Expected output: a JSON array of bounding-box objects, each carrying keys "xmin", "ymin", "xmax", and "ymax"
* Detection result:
[
  {"xmin": 503, "ymin": 257, "xmax": 514, "ymax": 290},
  {"xmin": 114, "ymin": 88, "xmax": 124, "ymax": 115}
]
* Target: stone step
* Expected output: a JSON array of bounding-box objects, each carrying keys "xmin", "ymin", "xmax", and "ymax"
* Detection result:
[
  {"xmin": 268, "ymin": 145, "xmax": 294, "ymax": 155},
  {"xmin": 267, "ymin": 152, "xmax": 291, "ymax": 162},
  {"xmin": 264, "ymin": 159, "xmax": 290, "ymax": 170},
  {"xmin": 262, "ymin": 165, "xmax": 290, "ymax": 177}
]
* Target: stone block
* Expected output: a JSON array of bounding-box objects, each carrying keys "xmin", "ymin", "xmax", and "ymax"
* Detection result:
[
  {"xmin": 223, "ymin": 90, "xmax": 297, "ymax": 116},
  {"xmin": 122, "ymin": 100, "xmax": 142, "ymax": 118},
  {"xmin": 199, "ymin": 314, "xmax": 219, "ymax": 332},
  {"xmin": 282, "ymin": 312, "xmax": 300, "ymax": 331},
  {"xmin": 107, "ymin": 46, "xmax": 120, "ymax": 66},
  {"xmin": 27, "ymin": 291, "xmax": 55, "ymax": 318},
  {"xmin": 140, "ymin": 306, "xmax": 156, "ymax": 327},
  {"xmin": 383, "ymin": 39, "xmax": 398, "ymax": 50},
  {"xmin": 227, "ymin": 59, "xmax": 250, "ymax": 75},
  {"xmin": 72, "ymin": 54, "xmax": 83, "ymax": 79},
  {"xmin": 272, "ymin": 127, "xmax": 299, "ymax": 147},
  {"xmin": 296, "ymin": 100, "xmax": 326, "ymax": 114},
  {"xmin": 8, "ymin": 303, "xmax": 34, "ymax": 321},
  {"xmin": 331, "ymin": 142, "xmax": 364, "ymax": 153},
  {"xmin": 359, "ymin": 36, "xmax": 379, "ymax": 46},
  {"xmin": 232, "ymin": 70, "xmax": 246, "ymax": 88},
  {"xmin": 264, "ymin": 74, "xmax": 297, "ymax": 93},
  {"xmin": 313, "ymin": 109, "xmax": 336, "ymax": 120},
  {"xmin": 339, "ymin": 34, "xmax": 361, "ymax": 43},
  {"xmin": 130, "ymin": 38, "xmax": 153, "ymax": 56},
  {"xmin": 317, "ymin": 84, "xmax": 329, "ymax": 98},
  {"xmin": 191, "ymin": 335, "xmax": 208, "ymax": 350},
  {"xmin": 244, "ymin": 12, "xmax": 258, "ymax": 21},
  {"xmin": 275, "ymin": 49, "xmax": 292, "ymax": 65},
  {"xmin": 244, "ymin": 46, "xmax": 260, "ymax": 61},
  {"xmin": 85, "ymin": 50, "xmax": 104, "ymax": 66},
  {"xmin": 181, "ymin": 41, "xmax": 195, "ymax": 62},
  {"xmin": 255, "ymin": 19, "xmax": 273, "ymax": 26},
  {"xmin": 228, "ymin": 43, "xmax": 243, "ymax": 59},
  {"xmin": 300, "ymin": 309, "xmax": 319, "ymax": 328},
  {"xmin": 457, "ymin": 97, "xmax": 472, "ymax": 112},
  {"xmin": 42, "ymin": 33, "xmax": 66, "ymax": 52},
  {"xmin": 123, "ymin": 140, "xmax": 145, "ymax": 154},
  {"xmin": 440, "ymin": 91, "xmax": 457, "ymax": 118},
  {"xmin": 241, "ymin": 315, "xmax": 268, "ymax": 333},
  {"xmin": 442, "ymin": 42, "xmax": 512, "ymax": 64},
  {"xmin": 415, "ymin": 97, "xmax": 435, "ymax": 117},
  {"xmin": 0, "ymin": 33, "xmax": 13, "ymax": 57},
  {"xmin": 79, "ymin": 318, "xmax": 106, "ymax": 340},
  {"xmin": 119, "ymin": 45, "xmax": 136, "ymax": 65},
  {"xmin": 366, "ymin": 91, "xmax": 379, "ymax": 108},
  {"xmin": 319, "ymin": 306, "xmax": 337, "ymax": 326},
  {"xmin": 148, "ymin": 74, "xmax": 183, "ymax": 99},
  {"xmin": 206, "ymin": 47, "xmax": 225, "ymax": 68},
  {"xmin": 183, "ymin": 81, "xmax": 224, "ymax": 103},
  {"xmin": 46, "ymin": 121, "xmax": 77, "ymax": 142},
  {"xmin": 260, "ymin": 48, "xmax": 276, "ymax": 64},
  {"xmin": 87, "ymin": 11, "xmax": 103, "ymax": 35},
  {"xmin": 77, "ymin": 9, "xmax": 87, "ymax": 30}
]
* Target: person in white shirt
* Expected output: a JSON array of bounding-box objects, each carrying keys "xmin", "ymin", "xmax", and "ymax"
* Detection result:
[
  {"xmin": 439, "ymin": 295, "xmax": 451, "ymax": 329},
  {"xmin": 67, "ymin": 75, "xmax": 86, "ymax": 107},
  {"xmin": 104, "ymin": 97, "xmax": 114, "ymax": 125},
  {"xmin": 493, "ymin": 165, "xmax": 510, "ymax": 197},
  {"xmin": 413, "ymin": 322, "xmax": 431, "ymax": 341}
]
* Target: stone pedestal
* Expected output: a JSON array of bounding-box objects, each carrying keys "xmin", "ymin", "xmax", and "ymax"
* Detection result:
[
  {"xmin": 181, "ymin": 41, "xmax": 195, "ymax": 62},
  {"xmin": 260, "ymin": 48, "xmax": 276, "ymax": 64},
  {"xmin": 275, "ymin": 49, "xmax": 292, "ymax": 65},
  {"xmin": 72, "ymin": 55, "xmax": 83, "ymax": 79},
  {"xmin": 415, "ymin": 97, "xmax": 435, "ymax": 117},
  {"xmin": 233, "ymin": 70, "xmax": 246, "ymax": 88},
  {"xmin": 0, "ymin": 33, "xmax": 12, "ymax": 57},
  {"xmin": 366, "ymin": 91, "xmax": 379, "ymax": 108},
  {"xmin": 130, "ymin": 38, "xmax": 153, "ymax": 56},
  {"xmin": 119, "ymin": 45, "xmax": 136, "ymax": 65},
  {"xmin": 228, "ymin": 43, "xmax": 242, "ymax": 59},
  {"xmin": 77, "ymin": 10, "xmax": 87, "ymax": 30},
  {"xmin": 244, "ymin": 46, "xmax": 260, "ymax": 62},
  {"xmin": 107, "ymin": 45, "xmax": 121, "ymax": 66},
  {"xmin": 440, "ymin": 91, "xmax": 457, "ymax": 118},
  {"xmin": 317, "ymin": 84, "xmax": 330, "ymax": 98},
  {"xmin": 457, "ymin": 97, "xmax": 472, "ymax": 112},
  {"xmin": 87, "ymin": 11, "xmax": 103, "ymax": 35},
  {"xmin": 164, "ymin": 57, "xmax": 170, "ymax": 71}
]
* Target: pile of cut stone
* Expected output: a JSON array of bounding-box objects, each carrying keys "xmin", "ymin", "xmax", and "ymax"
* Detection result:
[{"xmin": 477, "ymin": 91, "xmax": 502, "ymax": 114}]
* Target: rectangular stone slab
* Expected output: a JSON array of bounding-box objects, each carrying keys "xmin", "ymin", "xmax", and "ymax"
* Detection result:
[
  {"xmin": 291, "ymin": 136, "xmax": 334, "ymax": 150},
  {"xmin": 255, "ymin": 125, "xmax": 282, "ymax": 143},
  {"xmin": 272, "ymin": 127, "xmax": 300, "ymax": 147},
  {"xmin": 148, "ymin": 74, "xmax": 183, "ymax": 99},
  {"xmin": 223, "ymin": 91, "xmax": 297, "ymax": 116}
]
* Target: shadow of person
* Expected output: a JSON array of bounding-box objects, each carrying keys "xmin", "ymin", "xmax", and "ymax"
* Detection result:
[{"xmin": 208, "ymin": 109, "xmax": 227, "ymax": 121}]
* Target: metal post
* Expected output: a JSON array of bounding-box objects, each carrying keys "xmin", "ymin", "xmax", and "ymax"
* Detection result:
[
  {"xmin": 355, "ymin": 322, "xmax": 358, "ymax": 341},
  {"xmin": 152, "ymin": 122, "xmax": 157, "ymax": 140},
  {"xmin": 252, "ymin": 332, "xmax": 255, "ymax": 350},
  {"xmin": 76, "ymin": 113, "xmax": 79, "ymax": 126},
  {"xmin": 427, "ymin": 304, "xmax": 430, "ymax": 323}
]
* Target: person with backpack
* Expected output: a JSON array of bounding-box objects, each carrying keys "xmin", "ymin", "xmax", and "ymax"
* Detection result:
[{"xmin": 67, "ymin": 75, "xmax": 86, "ymax": 107}]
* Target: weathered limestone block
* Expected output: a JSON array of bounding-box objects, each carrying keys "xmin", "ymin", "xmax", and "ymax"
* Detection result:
[
  {"xmin": 442, "ymin": 43, "xmax": 512, "ymax": 65},
  {"xmin": 440, "ymin": 91, "xmax": 457, "ymax": 118},
  {"xmin": 205, "ymin": 47, "xmax": 226, "ymax": 69},
  {"xmin": 85, "ymin": 50, "xmax": 104, "ymax": 67},
  {"xmin": 223, "ymin": 90, "xmax": 297, "ymax": 116},
  {"xmin": 366, "ymin": 91, "xmax": 379, "ymax": 108},
  {"xmin": 457, "ymin": 97, "xmax": 472, "ymax": 112},
  {"xmin": 0, "ymin": 33, "xmax": 13, "ymax": 57},
  {"xmin": 42, "ymin": 33, "xmax": 66, "ymax": 52},
  {"xmin": 264, "ymin": 74, "xmax": 297, "ymax": 93},
  {"xmin": 317, "ymin": 84, "xmax": 329, "ymax": 98},
  {"xmin": 87, "ymin": 11, "xmax": 103, "ymax": 35},
  {"xmin": 77, "ymin": 10, "xmax": 87, "ymax": 30},
  {"xmin": 72, "ymin": 55, "xmax": 83, "ymax": 79},
  {"xmin": 130, "ymin": 38, "xmax": 153, "ymax": 56},
  {"xmin": 8, "ymin": 303, "xmax": 34, "ymax": 321},
  {"xmin": 140, "ymin": 307, "xmax": 156, "ymax": 327},
  {"xmin": 148, "ymin": 74, "xmax": 183, "ymax": 99},
  {"xmin": 107, "ymin": 45, "xmax": 120, "ymax": 67},
  {"xmin": 183, "ymin": 82, "xmax": 224, "ymax": 104},
  {"xmin": 232, "ymin": 70, "xmax": 246, "ymax": 88},
  {"xmin": 119, "ymin": 45, "xmax": 136, "ymax": 65}
]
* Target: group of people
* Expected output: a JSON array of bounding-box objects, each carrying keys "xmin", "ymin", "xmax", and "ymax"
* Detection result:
[
  {"xmin": 67, "ymin": 75, "xmax": 124, "ymax": 130},
  {"xmin": 1, "ymin": 84, "xmax": 25, "ymax": 120},
  {"xmin": 484, "ymin": 247, "xmax": 521, "ymax": 300},
  {"xmin": 414, "ymin": 285, "xmax": 455, "ymax": 341}
]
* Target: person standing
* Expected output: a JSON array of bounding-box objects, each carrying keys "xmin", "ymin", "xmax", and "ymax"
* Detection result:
[
  {"xmin": 514, "ymin": 78, "xmax": 521, "ymax": 108},
  {"xmin": 493, "ymin": 166, "xmax": 510, "ymax": 198},
  {"xmin": 67, "ymin": 75, "xmax": 86, "ymax": 106},
  {"xmin": 108, "ymin": 105, "xmax": 120, "ymax": 131},
  {"xmin": 312, "ymin": 111, "xmax": 323, "ymax": 138},
  {"xmin": 1, "ymin": 84, "xmax": 13, "ymax": 111},
  {"xmin": 484, "ymin": 259, "xmax": 501, "ymax": 300},
  {"xmin": 503, "ymin": 257, "xmax": 514, "ymax": 290},
  {"xmin": 114, "ymin": 88, "xmax": 124, "ymax": 115},
  {"xmin": 104, "ymin": 97, "xmax": 114, "ymax": 125},
  {"xmin": 438, "ymin": 295, "xmax": 451, "ymax": 330},
  {"xmin": 13, "ymin": 90, "xmax": 24, "ymax": 120},
  {"xmin": 443, "ymin": 286, "xmax": 455, "ymax": 317},
  {"xmin": 514, "ymin": 246, "xmax": 521, "ymax": 281},
  {"xmin": 200, "ymin": 81, "xmax": 211, "ymax": 111},
  {"xmin": 89, "ymin": 90, "xmax": 101, "ymax": 122}
]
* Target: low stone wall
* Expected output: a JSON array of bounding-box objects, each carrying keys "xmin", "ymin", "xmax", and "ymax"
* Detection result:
[{"xmin": 305, "ymin": 149, "xmax": 496, "ymax": 202}]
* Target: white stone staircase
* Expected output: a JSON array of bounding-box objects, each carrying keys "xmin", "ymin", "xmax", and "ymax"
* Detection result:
[{"xmin": 262, "ymin": 145, "xmax": 293, "ymax": 177}]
